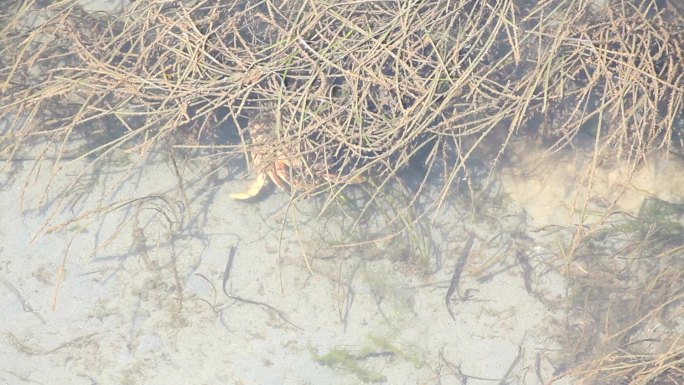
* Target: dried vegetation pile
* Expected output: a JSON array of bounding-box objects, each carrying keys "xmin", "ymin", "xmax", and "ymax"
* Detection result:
[{"xmin": 2, "ymin": 0, "xmax": 682, "ymax": 202}]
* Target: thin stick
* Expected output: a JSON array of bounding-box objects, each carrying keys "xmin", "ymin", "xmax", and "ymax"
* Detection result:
[{"xmin": 51, "ymin": 236, "xmax": 74, "ymax": 311}]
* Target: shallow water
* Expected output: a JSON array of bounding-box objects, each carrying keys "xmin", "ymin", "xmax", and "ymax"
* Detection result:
[
  {"xmin": 0, "ymin": 135, "xmax": 587, "ymax": 385},
  {"xmin": 3, "ymin": 125, "xmax": 684, "ymax": 385}
]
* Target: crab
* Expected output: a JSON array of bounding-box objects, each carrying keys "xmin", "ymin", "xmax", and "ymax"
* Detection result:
[
  {"xmin": 230, "ymin": 120, "xmax": 366, "ymax": 200},
  {"xmin": 230, "ymin": 121, "xmax": 299, "ymax": 200}
]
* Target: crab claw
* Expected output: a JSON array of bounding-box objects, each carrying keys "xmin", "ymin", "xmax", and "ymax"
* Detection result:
[{"xmin": 230, "ymin": 173, "xmax": 268, "ymax": 200}]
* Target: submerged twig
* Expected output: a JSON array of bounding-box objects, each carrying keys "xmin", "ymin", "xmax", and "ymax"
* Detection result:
[
  {"xmin": 445, "ymin": 233, "xmax": 475, "ymax": 320},
  {"xmin": 221, "ymin": 244, "xmax": 302, "ymax": 331},
  {"xmin": 0, "ymin": 275, "xmax": 45, "ymax": 324}
]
